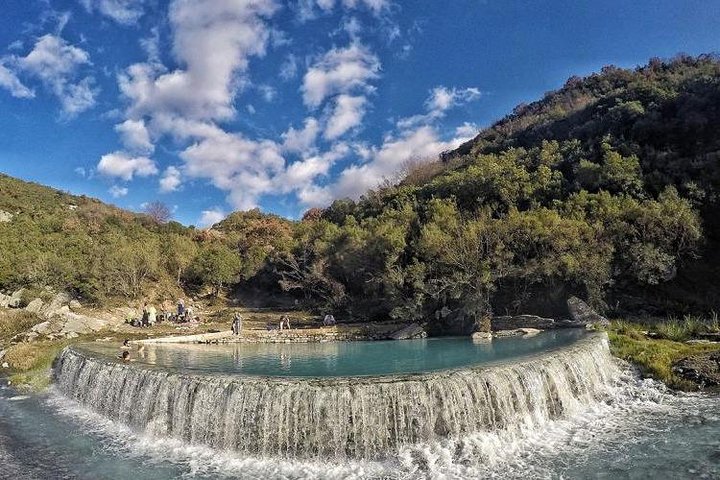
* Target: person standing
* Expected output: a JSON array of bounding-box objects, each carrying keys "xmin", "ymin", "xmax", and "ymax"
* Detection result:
[
  {"xmin": 232, "ymin": 313, "xmax": 243, "ymax": 335},
  {"xmin": 279, "ymin": 314, "xmax": 291, "ymax": 330},
  {"xmin": 148, "ymin": 304, "xmax": 157, "ymax": 326}
]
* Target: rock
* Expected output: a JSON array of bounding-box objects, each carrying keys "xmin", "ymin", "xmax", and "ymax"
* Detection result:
[
  {"xmin": 0, "ymin": 293, "xmax": 9, "ymax": 308},
  {"xmin": 673, "ymin": 352, "xmax": 720, "ymax": 388},
  {"xmin": 471, "ymin": 331, "xmax": 492, "ymax": 340},
  {"xmin": 389, "ymin": 323, "xmax": 427, "ymax": 340},
  {"xmin": 64, "ymin": 332, "xmax": 79, "ymax": 339},
  {"xmin": 1, "ymin": 362, "xmax": 8, "ymax": 369},
  {"xmin": 566, "ymin": 296, "xmax": 609, "ymax": 327},
  {"xmin": 0, "ymin": 349, "xmax": 5, "ymax": 361},
  {"xmin": 59, "ymin": 312, "xmax": 107, "ymax": 335},
  {"xmin": 518, "ymin": 327, "xmax": 542, "ymax": 336},
  {"xmin": 69, "ymin": 300, "xmax": 82, "ymax": 310},
  {"xmin": 0, "ymin": 210, "xmax": 12, "ymax": 223},
  {"xmin": 492, "ymin": 314, "xmax": 555, "ymax": 330},
  {"xmin": 25, "ymin": 298, "xmax": 44, "ymax": 314},
  {"xmin": 44, "ymin": 292, "xmax": 72, "ymax": 317},
  {"xmin": 685, "ymin": 339, "xmax": 712, "ymax": 345},
  {"xmin": 6, "ymin": 289, "xmax": 24, "ymax": 308}
]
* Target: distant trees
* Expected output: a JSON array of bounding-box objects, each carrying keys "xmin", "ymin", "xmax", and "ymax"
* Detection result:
[{"xmin": 189, "ymin": 244, "xmax": 241, "ymax": 297}]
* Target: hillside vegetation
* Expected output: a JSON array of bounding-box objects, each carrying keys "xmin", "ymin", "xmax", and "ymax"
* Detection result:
[{"xmin": 1, "ymin": 55, "xmax": 719, "ymax": 334}]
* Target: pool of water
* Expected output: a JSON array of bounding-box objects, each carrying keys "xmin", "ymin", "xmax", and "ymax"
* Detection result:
[{"xmin": 78, "ymin": 329, "xmax": 587, "ymax": 377}]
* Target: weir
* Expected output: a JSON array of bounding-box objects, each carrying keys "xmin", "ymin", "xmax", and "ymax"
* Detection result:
[{"xmin": 52, "ymin": 333, "xmax": 617, "ymax": 459}]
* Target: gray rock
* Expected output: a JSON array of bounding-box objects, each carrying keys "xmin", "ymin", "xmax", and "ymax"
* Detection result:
[
  {"xmin": 0, "ymin": 349, "xmax": 5, "ymax": 361},
  {"xmin": 0, "ymin": 293, "xmax": 9, "ymax": 308},
  {"xmin": 44, "ymin": 292, "xmax": 72, "ymax": 317},
  {"xmin": 492, "ymin": 314, "xmax": 555, "ymax": 330},
  {"xmin": 1, "ymin": 362, "xmax": 8, "ymax": 369},
  {"xmin": 471, "ymin": 331, "xmax": 492, "ymax": 340},
  {"xmin": 69, "ymin": 300, "xmax": 82, "ymax": 310},
  {"xmin": 25, "ymin": 298, "xmax": 44, "ymax": 314},
  {"xmin": 6, "ymin": 289, "xmax": 24, "ymax": 308},
  {"xmin": 389, "ymin": 323, "xmax": 427, "ymax": 340},
  {"xmin": 673, "ymin": 352, "xmax": 720, "ymax": 388},
  {"xmin": 0, "ymin": 210, "xmax": 12, "ymax": 223},
  {"xmin": 59, "ymin": 312, "xmax": 106, "ymax": 335},
  {"xmin": 566, "ymin": 296, "xmax": 609, "ymax": 327}
]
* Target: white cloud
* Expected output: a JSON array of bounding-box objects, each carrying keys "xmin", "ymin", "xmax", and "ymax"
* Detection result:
[
  {"xmin": 109, "ymin": 185, "xmax": 129, "ymax": 197},
  {"xmin": 197, "ymin": 207, "xmax": 226, "ymax": 228},
  {"xmin": 115, "ymin": 119, "xmax": 154, "ymax": 153},
  {"xmin": 282, "ymin": 117, "xmax": 320, "ymax": 153},
  {"xmin": 180, "ymin": 130, "xmax": 284, "ymax": 210},
  {"xmin": 74, "ymin": 166, "xmax": 87, "ymax": 177},
  {"xmin": 397, "ymin": 86, "xmax": 481, "ymax": 129},
  {"xmin": 279, "ymin": 53, "xmax": 298, "ymax": 80},
  {"xmin": 118, "ymin": 0, "xmax": 278, "ymax": 122},
  {"xmin": 297, "ymin": 0, "xmax": 389, "ymax": 20},
  {"xmin": 80, "ymin": 0, "xmax": 146, "ymax": 25},
  {"xmin": 257, "ymin": 84, "xmax": 276, "ymax": 102},
  {"xmin": 7, "ymin": 34, "xmax": 98, "ymax": 116},
  {"xmin": 0, "ymin": 63, "xmax": 34, "ymax": 98},
  {"xmin": 159, "ymin": 165, "xmax": 182, "ymax": 192},
  {"xmin": 314, "ymin": 124, "xmax": 477, "ymax": 203},
  {"xmin": 324, "ymin": 94, "xmax": 366, "ymax": 139},
  {"xmin": 97, "ymin": 151, "xmax": 158, "ymax": 180},
  {"xmin": 302, "ymin": 42, "xmax": 379, "ymax": 107}
]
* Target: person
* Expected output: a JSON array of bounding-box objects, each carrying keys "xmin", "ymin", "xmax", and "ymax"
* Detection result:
[
  {"xmin": 121, "ymin": 339, "xmax": 131, "ymax": 349},
  {"xmin": 177, "ymin": 298, "xmax": 185, "ymax": 319},
  {"xmin": 148, "ymin": 304, "xmax": 157, "ymax": 326},
  {"xmin": 141, "ymin": 303, "xmax": 150, "ymax": 327},
  {"xmin": 279, "ymin": 314, "xmax": 291, "ymax": 331},
  {"xmin": 232, "ymin": 313, "xmax": 243, "ymax": 335},
  {"xmin": 323, "ymin": 314, "xmax": 336, "ymax": 326},
  {"xmin": 119, "ymin": 350, "xmax": 130, "ymax": 361}
]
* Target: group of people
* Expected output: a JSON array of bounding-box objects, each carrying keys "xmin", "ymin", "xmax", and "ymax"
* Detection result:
[
  {"xmin": 126, "ymin": 299, "xmax": 198, "ymax": 327},
  {"xmin": 117, "ymin": 339, "xmax": 144, "ymax": 361}
]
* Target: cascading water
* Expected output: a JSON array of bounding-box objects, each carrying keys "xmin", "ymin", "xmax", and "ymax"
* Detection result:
[{"xmin": 52, "ymin": 333, "xmax": 618, "ymax": 460}]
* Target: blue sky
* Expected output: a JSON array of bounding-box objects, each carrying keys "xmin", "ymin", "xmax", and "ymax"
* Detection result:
[{"xmin": 1, "ymin": 0, "xmax": 719, "ymax": 226}]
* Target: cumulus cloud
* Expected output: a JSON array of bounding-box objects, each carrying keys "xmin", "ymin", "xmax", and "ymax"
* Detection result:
[
  {"xmin": 197, "ymin": 207, "xmax": 226, "ymax": 228},
  {"xmin": 302, "ymin": 43, "xmax": 379, "ymax": 107},
  {"xmin": 397, "ymin": 86, "xmax": 481, "ymax": 129},
  {"xmin": 324, "ymin": 94, "xmax": 366, "ymax": 139},
  {"xmin": 118, "ymin": 0, "xmax": 278, "ymax": 122},
  {"xmin": 5, "ymin": 34, "xmax": 98, "ymax": 116},
  {"xmin": 80, "ymin": 0, "xmax": 146, "ymax": 25},
  {"xmin": 180, "ymin": 130, "xmax": 284, "ymax": 210},
  {"xmin": 282, "ymin": 117, "xmax": 320, "ymax": 153},
  {"xmin": 97, "ymin": 151, "xmax": 158, "ymax": 180},
  {"xmin": 115, "ymin": 118, "xmax": 154, "ymax": 153},
  {"xmin": 159, "ymin": 165, "xmax": 182, "ymax": 192},
  {"xmin": 0, "ymin": 63, "xmax": 34, "ymax": 98},
  {"xmin": 109, "ymin": 185, "xmax": 129, "ymax": 197}
]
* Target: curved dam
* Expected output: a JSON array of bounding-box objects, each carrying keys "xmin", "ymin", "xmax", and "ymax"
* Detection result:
[{"xmin": 52, "ymin": 333, "xmax": 617, "ymax": 459}]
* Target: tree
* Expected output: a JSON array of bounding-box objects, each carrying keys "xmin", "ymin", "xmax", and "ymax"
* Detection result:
[
  {"xmin": 144, "ymin": 201, "xmax": 172, "ymax": 224},
  {"xmin": 162, "ymin": 234, "xmax": 198, "ymax": 286},
  {"xmin": 190, "ymin": 244, "xmax": 241, "ymax": 296}
]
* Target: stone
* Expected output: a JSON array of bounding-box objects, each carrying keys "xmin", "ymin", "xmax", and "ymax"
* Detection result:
[
  {"xmin": 673, "ymin": 352, "xmax": 720, "ymax": 388},
  {"xmin": 389, "ymin": 323, "xmax": 427, "ymax": 340},
  {"xmin": 6, "ymin": 289, "xmax": 24, "ymax": 308},
  {"xmin": 471, "ymin": 331, "xmax": 492, "ymax": 340},
  {"xmin": 566, "ymin": 296, "xmax": 609, "ymax": 327},
  {"xmin": 0, "ymin": 293, "xmax": 9, "ymax": 308},
  {"xmin": 0, "ymin": 210, "xmax": 12, "ymax": 223},
  {"xmin": 69, "ymin": 300, "xmax": 82, "ymax": 310},
  {"xmin": 44, "ymin": 292, "xmax": 72, "ymax": 317},
  {"xmin": 59, "ymin": 312, "xmax": 107, "ymax": 335},
  {"xmin": 1, "ymin": 362, "xmax": 8, "ymax": 369},
  {"xmin": 492, "ymin": 314, "xmax": 555, "ymax": 330},
  {"xmin": 25, "ymin": 298, "xmax": 44, "ymax": 314},
  {"xmin": 0, "ymin": 349, "xmax": 5, "ymax": 361}
]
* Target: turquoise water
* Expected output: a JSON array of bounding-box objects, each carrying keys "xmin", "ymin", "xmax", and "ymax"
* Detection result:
[{"xmin": 79, "ymin": 329, "xmax": 586, "ymax": 377}]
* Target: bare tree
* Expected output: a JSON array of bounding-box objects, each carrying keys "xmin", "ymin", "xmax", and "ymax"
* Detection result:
[{"xmin": 144, "ymin": 201, "xmax": 172, "ymax": 224}]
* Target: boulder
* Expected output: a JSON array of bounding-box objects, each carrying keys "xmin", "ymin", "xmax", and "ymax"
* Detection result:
[
  {"xmin": 0, "ymin": 210, "xmax": 12, "ymax": 223},
  {"xmin": 6, "ymin": 289, "xmax": 24, "ymax": 308},
  {"xmin": 389, "ymin": 323, "xmax": 427, "ymax": 340},
  {"xmin": 59, "ymin": 312, "xmax": 107, "ymax": 335},
  {"xmin": 566, "ymin": 296, "xmax": 609, "ymax": 327},
  {"xmin": 492, "ymin": 314, "xmax": 555, "ymax": 330},
  {"xmin": 44, "ymin": 292, "xmax": 72, "ymax": 317},
  {"xmin": 471, "ymin": 331, "xmax": 492, "ymax": 341},
  {"xmin": 673, "ymin": 352, "xmax": 720, "ymax": 388},
  {"xmin": 25, "ymin": 298, "xmax": 44, "ymax": 314},
  {"xmin": 69, "ymin": 300, "xmax": 82, "ymax": 310},
  {"xmin": 0, "ymin": 293, "xmax": 9, "ymax": 308}
]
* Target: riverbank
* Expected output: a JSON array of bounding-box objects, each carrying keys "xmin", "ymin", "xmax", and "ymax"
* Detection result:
[{"xmin": 607, "ymin": 316, "xmax": 720, "ymax": 390}]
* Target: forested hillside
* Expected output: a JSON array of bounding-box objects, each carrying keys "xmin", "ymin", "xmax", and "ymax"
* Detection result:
[
  {"xmin": 1, "ymin": 55, "xmax": 718, "ymax": 333},
  {"xmin": 278, "ymin": 55, "xmax": 720, "ymax": 332}
]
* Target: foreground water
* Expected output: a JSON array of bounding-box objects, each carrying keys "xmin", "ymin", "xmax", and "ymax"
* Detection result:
[
  {"xmin": 2, "ymin": 338, "xmax": 719, "ymax": 478},
  {"xmin": 1, "ymin": 370, "xmax": 719, "ymax": 479}
]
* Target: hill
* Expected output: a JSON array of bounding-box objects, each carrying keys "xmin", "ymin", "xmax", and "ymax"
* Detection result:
[{"xmin": 288, "ymin": 54, "xmax": 720, "ymax": 332}]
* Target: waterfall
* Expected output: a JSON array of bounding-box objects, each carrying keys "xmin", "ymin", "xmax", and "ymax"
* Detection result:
[{"xmin": 52, "ymin": 334, "xmax": 618, "ymax": 459}]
